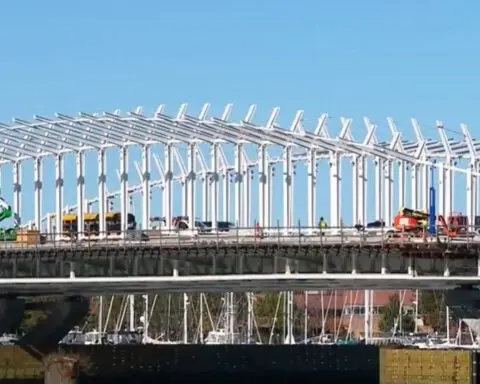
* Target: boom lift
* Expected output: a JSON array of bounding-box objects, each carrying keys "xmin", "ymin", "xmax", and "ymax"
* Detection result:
[
  {"xmin": 0, "ymin": 197, "xmax": 18, "ymax": 241},
  {"xmin": 389, "ymin": 168, "xmax": 473, "ymax": 239}
]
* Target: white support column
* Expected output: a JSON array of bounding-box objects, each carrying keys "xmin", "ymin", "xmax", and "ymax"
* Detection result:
[
  {"xmin": 356, "ymin": 156, "xmax": 366, "ymax": 225},
  {"xmin": 210, "ymin": 144, "xmax": 219, "ymax": 230},
  {"xmin": 444, "ymin": 157, "xmax": 453, "ymax": 217},
  {"xmin": 257, "ymin": 144, "xmax": 267, "ymax": 228},
  {"xmin": 187, "ymin": 143, "xmax": 196, "ymax": 228},
  {"xmin": 243, "ymin": 164, "xmax": 250, "ymax": 227},
  {"xmin": 33, "ymin": 158, "xmax": 42, "ymax": 229},
  {"xmin": 12, "ymin": 161, "xmax": 21, "ymax": 225},
  {"xmin": 55, "ymin": 154, "xmax": 63, "ymax": 239},
  {"xmin": 266, "ymin": 163, "xmax": 272, "ymax": 228},
  {"xmin": 76, "ymin": 152, "xmax": 85, "ymax": 238},
  {"xmin": 352, "ymin": 156, "xmax": 358, "ymax": 225},
  {"xmin": 164, "ymin": 144, "xmax": 173, "ymax": 230},
  {"xmin": 411, "ymin": 163, "xmax": 419, "ymax": 210},
  {"xmin": 222, "ymin": 167, "xmax": 229, "ymax": 222},
  {"xmin": 421, "ymin": 164, "xmax": 429, "ymax": 211},
  {"xmin": 467, "ymin": 163, "xmax": 476, "ymax": 228},
  {"xmin": 374, "ymin": 157, "xmax": 383, "ymax": 220},
  {"xmin": 307, "ymin": 149, "xmax": 316, "ymax": 231},
  {"xmin": 202, "ymin": 172, "xmax": 209, "ymax": 222},
  {"xmin": 119, "ymin": 147, "xmax": 129, "ymax": 237},
  {"xmin": 329, "ymin": 152, "xmax": 340, "ymax": 229},
  {"xmin": 438, "ymin": 163, "xmax": 445, "ymax": 216},
  {"xmin": 384, "ymin": 160, "xmax": 393, "ymax": 226},
  {"xmin": 234, "ymin": 144, "xmax": 242, "ymax": 227},
  {"xmin": 142, "ymin": 145, "xmax": 150, "ymax": 231},
  {"xmin": 477, "ymin": 161, "xmax": 480, "ymax": 217},
  {"xmin": 283, "ymin": 145, "xmax": 293, "ymax": 231},
  {"xmin": 98, "ymin": 149, "xmax": 107, "ymax": 237},
  {"xmin": 398, "ymin": 161, "xmax": 406, "ymax": 211}
]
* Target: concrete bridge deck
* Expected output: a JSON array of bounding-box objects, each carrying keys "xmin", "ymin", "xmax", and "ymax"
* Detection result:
[{"xmin": 0, "ymin": 231, "xmax": 479, "ymax": 278}]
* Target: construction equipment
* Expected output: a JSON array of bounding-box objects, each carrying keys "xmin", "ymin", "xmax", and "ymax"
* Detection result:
[
  {"xmin": 393, "ymin": 207, "xmax": 429, "ymax": 233},
  {"xmin": 0, "ymin": 197, "xmax": 18, "ymax": 241}
]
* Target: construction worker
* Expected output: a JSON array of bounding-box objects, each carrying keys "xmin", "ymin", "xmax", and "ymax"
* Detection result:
[{"xmin": 319, "ymin": 217, "xmax": 327, "ymax": 232}]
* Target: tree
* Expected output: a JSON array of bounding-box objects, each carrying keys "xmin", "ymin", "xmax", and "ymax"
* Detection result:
[
  {"xmin": 379, "ymin": 294, "xmax": 415, "ymax": 333},
  {"xmin": 255, "ymin": 293, "xmax": 285, "ymax": 328},
  {"xmin": 419, "ymin": 290, "xmax": 446, "ymax": 332}
]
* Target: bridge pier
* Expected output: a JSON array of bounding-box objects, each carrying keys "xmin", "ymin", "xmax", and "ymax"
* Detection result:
[
  {"xmin": 351, "ymin": 249, "xmax": 358, "ymax": 274},
  {"xmin": 407, "ymin": 253, "xmax": 416, "ymax": 276},
  {"xmin": 444, "ymin": 251, "xmax": 451, "ymax": 277},
  {"xmin": 69, "ymin": 262, "xmax": 75, "ymax": 279},
  {"xmin": 173, "ymin": 260, "xmax": 179, "ymax": 277},
  {"xmin": 0, "ymin": 297, "xmax": 25, "ymax": 334},
  {"xmin": 18, "ymin": 296, "xmax": 90, "ymax": 361},
  {"xmin": 477, "ymin": 249, "xmax": 480, "ymax": 276},
  {"xmin": 381, "ymin": 251, "xmax": 388, "ymax": 274},
  {"xmin": 321, "ymin": 251, "xmax": 327, "ymax": 274}
]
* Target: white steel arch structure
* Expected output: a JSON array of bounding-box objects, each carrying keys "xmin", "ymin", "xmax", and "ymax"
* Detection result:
[{"xmin": 0, "ymin": 103, "xmax": 478, "ymax": 237}]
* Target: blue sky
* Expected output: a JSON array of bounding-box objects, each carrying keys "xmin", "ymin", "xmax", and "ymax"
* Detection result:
[{"xmin": 0, "ymin": 0, "xmax": 479, "ymax": 228}]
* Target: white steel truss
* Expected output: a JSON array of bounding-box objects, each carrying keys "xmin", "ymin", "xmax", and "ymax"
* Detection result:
[{"xmin": 0, "ymin": 104, "xmax": 477, "ymax": 235}]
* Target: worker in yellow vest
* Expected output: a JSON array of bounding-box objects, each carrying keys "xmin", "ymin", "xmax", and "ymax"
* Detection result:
[{"xmin": 319, "ymin": 217, "xmax": 327, "ymax": 233}]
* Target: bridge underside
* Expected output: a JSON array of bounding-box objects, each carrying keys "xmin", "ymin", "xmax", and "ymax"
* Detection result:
[
  {"xmin": 0, "ymin": 243, "xmax": 479, "ymax": 279},
  {"xmin": 0, "ymin": 296, "xmax": 89, "ymax": 361}
]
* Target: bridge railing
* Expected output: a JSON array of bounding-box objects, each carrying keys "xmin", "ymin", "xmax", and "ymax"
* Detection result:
[{"xmin": 0, "ymin": 223, "xmax": 478, "ymax": 250}]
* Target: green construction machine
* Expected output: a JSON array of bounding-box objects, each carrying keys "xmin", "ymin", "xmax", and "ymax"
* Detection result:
[{"xmin": 0, "ymin": 197, "xmax": 18, "ymax": 242}]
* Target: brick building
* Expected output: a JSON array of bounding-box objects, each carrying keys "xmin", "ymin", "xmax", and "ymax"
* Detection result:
[{"xmin": 293, "ymin": 290, "xmax": 417, "ymax": 337}]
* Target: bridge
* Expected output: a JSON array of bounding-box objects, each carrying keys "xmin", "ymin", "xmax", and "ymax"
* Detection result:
[
  {"xmin": 0, "ymin": 103, "xmax": 478, "ymax": 287},
  {"xmin": 0, "ymin": 104, "xmax": 479, "ymax": 354}
]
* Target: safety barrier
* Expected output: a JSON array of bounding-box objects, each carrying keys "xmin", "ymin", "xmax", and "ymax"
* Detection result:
[{"xmin": 0, "ymin": 223, "xmax": 479, "ymax": 251}]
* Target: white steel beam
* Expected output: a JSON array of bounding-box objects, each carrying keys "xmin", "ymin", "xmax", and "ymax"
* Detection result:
[
  {"xmin": 411, "ymin": 119, "xmax": 428, "ymax": 211},
  {"xmin": 234, "ymin": 143, "xmax": 242, "ymax": 227},
  {"xmin": 219, "ymin": 146, "xmax": 230, "ymax": 223},
  {"xmin": 33, "ymin": 157, "xmax": 42, "ymax": 229},
  {"xmin": 384, "ymin": 159, "xmax": 393, "ymax": 225},
  {"xmin": 437, "ymin": 121, "xmax": 453, "ymax": 217},
  {"xmin": 119, "ymin": 146, "xmax": 129, "ymax": 236},
  {"xmin": 55, "ymin": 154, "xmax": 63, "ymax": 239},
  {"xmin": 462, "ymin": 124, "xmax": 478, "ymax": 225},
  {"xmin": 98, "ymin": 149, "xmax": 107, "ymax": 237},
  {"xmin": 283, "ymin": 145, "xmax": 293, "ymax": 230},
  {"xmin": 329, "ymin": 152, "xmax": 340, "ymax": 228},
  {"xmin": 12, "ymin": 161, "xmax": 21, "ymax": 225},
  {"xmin": 257, "ymin": 144, "xmax": 267, "ymax": 228},
  {"xmin": 306, "ymin": 149, "xmax": 316, "ymax": 231},
  {"xmin": 363, "ymin": 118, "xmax": 380, "ymax": 221},
  {"xmin": 210, "ymin": 143, "xmax": 219, "ymax": 230},
  {"xmin": 142, "ymin": 145, "xmax": 150, "ymax": 231},
  {"xmin": 187, "ymin": 143, "xmax": 196, "ymax": 229},
  {"xmin": 76, "ymin": 151, "xmax": 85, "ymax": 239},
  {"xmin": 242, "ymin": 150, "xmax": 251, "ymax": 227},
  {"xmin": 33, "ymin": 115, "xmax": 103, "ymax": 150},
  {"xmin": 163, "ymin": 144, "xmax": 173, "ymax": 230},
  {"xmin": 195, "ymin": 146, "xmax": 209, "ymax": 222},
  {"xmin": 10, "ymin": 119, "xmax": 80, "ymax": 152}
]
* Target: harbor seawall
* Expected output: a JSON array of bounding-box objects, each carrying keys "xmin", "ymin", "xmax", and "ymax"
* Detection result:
[{"xmin": 0, "ymin": 345, "xmax": 477, "ymax": 383}]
